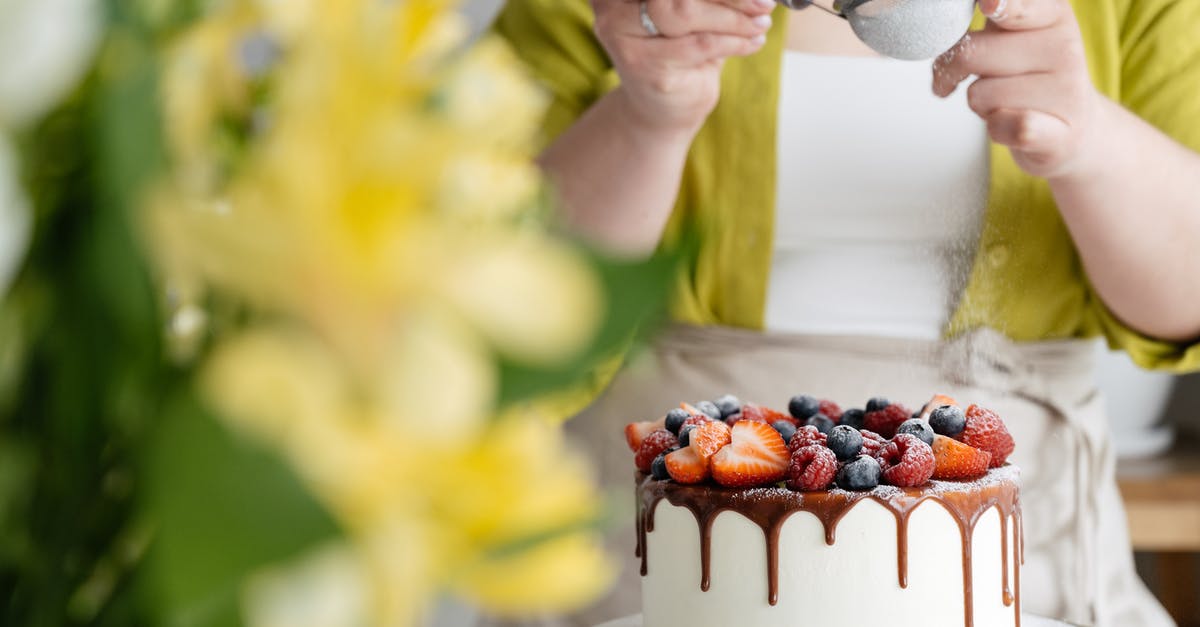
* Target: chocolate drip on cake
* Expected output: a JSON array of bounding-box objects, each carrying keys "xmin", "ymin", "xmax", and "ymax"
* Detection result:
[{"xmin": 637, "ymin": 467, "xmax": 1021, "ymax": 627}]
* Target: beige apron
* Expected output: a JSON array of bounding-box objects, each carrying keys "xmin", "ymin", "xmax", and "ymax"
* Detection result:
[{"xmin": 553, "ymin": 325, "xmax": 1174, "ymax": 627}]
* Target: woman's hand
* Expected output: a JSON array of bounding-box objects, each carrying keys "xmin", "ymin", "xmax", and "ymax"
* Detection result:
[
  {"xmin": 932, "ymin": 0, "xmax": 1100, "ymax": 181},
  {"xmin": 592, "ymin": 0, "xmax": 775, "ymax": 134}
]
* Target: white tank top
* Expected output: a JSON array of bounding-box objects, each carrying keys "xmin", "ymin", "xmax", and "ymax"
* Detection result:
[{"xmin": 764, "ymin": 51, "xmax": 989, "ymax": 340}]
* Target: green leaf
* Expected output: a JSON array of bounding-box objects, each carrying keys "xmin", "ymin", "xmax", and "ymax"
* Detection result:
[{"xmin": 141, "ymin": 392, "xmax": 339, "ymax": 627}]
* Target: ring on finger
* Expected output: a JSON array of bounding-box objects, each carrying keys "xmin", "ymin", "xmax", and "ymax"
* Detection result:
[{"xmin": 639, "ymin": 0, "xmax": 663, "ymax": 36}]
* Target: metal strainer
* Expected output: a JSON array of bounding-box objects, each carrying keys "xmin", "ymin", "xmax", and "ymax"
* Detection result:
[{"xmin": 777, "ymin": 0, "xmax": 975, "ymax": 60}]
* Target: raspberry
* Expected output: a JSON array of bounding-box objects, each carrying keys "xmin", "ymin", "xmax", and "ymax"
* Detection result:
[
  {"xmin": 818, "ymin": 399, "xmax": 843, "ymax": 422},
  {"xmin": 787, "ymin": 425, "xmax": 828, "ymax": 452},
  {"xmin": 681, "ymin": 415, "xmax": 714, "ymax": 431},
  {"xmin": 786, "ymin": 445, "xmax": 838, "ymax": 491},
  {"xmin": 958, "ymin": 405, "xmax": 1015, "ymax": 467},
  {"xmin": 863, "ymin": 403, "xmax": 911, "ymax": 438},
  {"xmin": 635, "ymin": 429, "xmax": 679, "ymax": 473},
  {"xmin": 876, "ymin": 433, "xmax": 935, "ymax": 487},
  {"xmin": 859, "ymin": 430, "xmax": 887, "ymax": 457}
]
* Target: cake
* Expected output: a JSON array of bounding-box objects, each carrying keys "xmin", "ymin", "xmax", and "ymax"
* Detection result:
[{"xmin": 623, "ymin": 394, "xmax": 1021, "ymax": 627}]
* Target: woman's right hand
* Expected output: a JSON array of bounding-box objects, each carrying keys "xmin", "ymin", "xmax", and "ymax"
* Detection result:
[{"xmin": 592, "ymin": 0, "xmax": 775, "ymax": 134}]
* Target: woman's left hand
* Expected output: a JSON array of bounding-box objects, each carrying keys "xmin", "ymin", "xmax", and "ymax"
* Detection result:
[{"xmin": 933, "ymin": 0, "xmax": 1101, "ymax": 180}]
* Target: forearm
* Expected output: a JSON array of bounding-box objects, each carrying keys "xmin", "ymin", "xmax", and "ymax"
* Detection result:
[
  {"xmin": 539, "ymin": 87, "xmax": 698, "ymax": 259},
  {"xmin": 1051, "ymin": 94, "xmax": 1200, "ymax": 341}
]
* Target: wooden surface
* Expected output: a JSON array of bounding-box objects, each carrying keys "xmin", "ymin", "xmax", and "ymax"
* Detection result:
[{"xmin": 1117, "ymin": 436, "xmax": 1200, "ymax": 551}]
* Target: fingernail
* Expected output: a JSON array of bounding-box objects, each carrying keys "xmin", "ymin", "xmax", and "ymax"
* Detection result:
[
  {"xmin": 752, "ymin": 34, "xmax": 768, "ymax": 46},
  {"xmin": 989, "ymin": 0, "xmax": 1008, "ymax": 19},
  {"xmin": 755, "ymin": 0, "xmax": 777, "ymax": 9},
  {"xmin": 754, "ymin": 14, "xmax": 773, "ymax": 29}
]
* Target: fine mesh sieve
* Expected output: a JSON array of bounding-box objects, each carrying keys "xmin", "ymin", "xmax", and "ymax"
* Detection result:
[{"xmin": 777, "ymin": 0, "xmax": 976, "ymax": 61}]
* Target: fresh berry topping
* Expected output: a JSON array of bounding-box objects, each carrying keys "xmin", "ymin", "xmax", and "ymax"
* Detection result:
[
  {"xmin": 928, "ymin": 405, "xmax": 967, "ymax": 436},
  {"xmin": 636, "ymin": 429, "xmax": 679, "ymax": 473},
  {"xmin": 786, "ymin": 445, "xmax": 838, "ymax": 491},
  {"xmin": 665, "ymin": 446, "xmax": 711, "ymax": 484},
  {"xmin": 836, "ymin": 455, "xmax": 882, "ymax": 491},
  {"xmin": 740, "ymin": 403, "xmax": 793, "ymax": 426},
  {"xmin": 787, "ymin": 425, "xmax": 828, "ymax": 452},
  {"xmin": 805, "ymin": 414, "xmax": 834, "ymax": 435},
  {"xmin": 895, "ymin": 419, "xmax": 935, "ymax": 447},
  {"xmin": 711, "ymin": 420, "xmax": 791, "ymax": 488},
  {"xmin": 691, "ymin": 420, "xmax": 733, "ymax": 462},
  {"xmin": 859, "ymin": 429, "xmax": 887, "ymax": 457},
  {"xmin": 788, "ymin": 394, "xmax": 821, "ymax": 420},
  {"xmin": 839, "ymin": 408, "xmax": 866, "ymax": 430},
  {"xmin": 818, "ymin": 399, "xmax": 843, "ymax": 422},
  {"xmin": 826, "ymin": 425, "xmax": 864, "ymax": 461},
  {"xmin": 678, "ymin": 425, "xmax": 696, "ymax": 447},
  {"xmin": 681, "ymin": 414, "xmax": 714, "ymax": 431},
  {"xmin": 865, "ymin": 397, "xmax": 890, "ymax": 413},
  {"xmin": 772, "ymin": 420, "xmax": 798, "ymax": 445},
  {"xmin": 694, "ymin": 400, "xmax": 722, "ymax": 421},
  {"xmin": 624, "ymin": 418, "xmax": 666, "ymax": 452},
  {"xmin": 931, "ymin": 435, "xmax": 992, "ymax": 480},
  {"xmin": 664, "ymin": 408, "xmax": 691, "ymax": 435},
  {"xmin": 958, "ymin": 405, "xmax": 1014, "ymax": 467},
  {"xmin": 863, "ymin": 403, "xmax": 911, "ymax": 439},
  {"xmin": 650, "ymin": 451, "xmax": 673, "ymax": 480},
  {"xmin": 876, "ymin": 433, "xmax": 936, "ymax": 487},
  {"xmin": 919, "ymin": 394, "xmax": 960, "ymax": 420},
  {"xmin": 713, "ymin": 394, "xmax": 742, "ymax": 419}
]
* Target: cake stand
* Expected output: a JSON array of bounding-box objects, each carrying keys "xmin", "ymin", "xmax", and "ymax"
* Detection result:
[{"xmin": 596, "ymin": 615, "xmax": 1079, "ymax": 627}]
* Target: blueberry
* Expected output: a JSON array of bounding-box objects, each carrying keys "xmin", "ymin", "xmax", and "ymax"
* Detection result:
[
  {"xmin": 713, "ymin": 394, "xmax": 742, "ymax": 419},
  {"xmin": 826, "ymin": 425, "xmax": 863, "ymax": 461},
  {"xmin": 650, "ymin": 452, "xmax": 672, "ymax": 481},
  {"xmin": 836, "ymin": 455, "xmax": 882, "ymax": 491},
  {"xmin": 865, "ymin": 397, "xmax": 890, "ymax": 413},
  {"xmin": 839, "ymin": 408, "xmax": 866, "ymax": 430},
  {"xmin": 805, "ymin": 413, "xmax": 834, "ymax": 435},
  {"xmin": 772, "ymin": 420, "xmax": 798, "ymax": 445},
  {"xmin": 678, "ymin": 425, "xmax": 696, "ymax": 447},
  {"xmin": 788, "ymin": 395, "xmax": 821, "ymax": 420},
  {"xmin": 665, "ymin": 408, "xmax": 690, "ymax": 435},
  {"xmin": 928, "ymin": 405, "xmax": 967, "ymax": 436},
  {"xmin": 896, "ymin": 419, "xmax": 935, "ymax": 447},
  {"xmin": 695, "ymin": 401, "xmax": 722, "ymax": 421}
]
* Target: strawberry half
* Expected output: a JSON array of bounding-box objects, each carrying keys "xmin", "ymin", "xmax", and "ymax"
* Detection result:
[
  {"xmin": 931, "ymin": 435, "xmax": 992, "ymax": 480},
  {"xmin": 624, "ymin": 418, "xmax": 666, "ymax": 452},
  {"xmin": 665, "ymin": 446, "xmax": 710, "ymax": 484},
  {"xmin": 691, "ymin": 420, "xmax": 732, "ymax": 462},
  {"xmin": 918, "ymin": 393, "xmax": 959, "ymax": 420},
  {"xmin": 635, "ymin": 429, "xmax": 678, "ymax": 473},
  {"xmin": 711, "ymin": 420, "xmax": 790, "ymax": 488},
  {"xmin": 958, "ymin": 404, "xmax": 1014, "ymax": 467}
]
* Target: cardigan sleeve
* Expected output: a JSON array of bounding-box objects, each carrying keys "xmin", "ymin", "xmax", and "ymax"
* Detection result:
[
  {"xmin": 1085, "ymin": 0, "xmax": 1200, "ymax": 373},
  {"xmin": 491, "ymin": 0, "xmax": 617, "ymax": 147}
]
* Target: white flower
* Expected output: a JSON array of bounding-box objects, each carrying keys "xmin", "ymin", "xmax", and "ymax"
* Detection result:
[
  {"xmin": 0, "ymin": 0, "xmax": 102, "ymax": 128},
  {"xmin": 0, "ymin": 134, "xmax": 30, "ymax": 299},
  {"xmin": 243, "ymin": 543, "xmax": 370, "ymax": 627}
]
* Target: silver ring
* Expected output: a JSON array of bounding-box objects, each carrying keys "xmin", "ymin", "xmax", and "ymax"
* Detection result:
[{"xmin": 639, "ymin": 0, "xmax": 662, "ymax": 36}]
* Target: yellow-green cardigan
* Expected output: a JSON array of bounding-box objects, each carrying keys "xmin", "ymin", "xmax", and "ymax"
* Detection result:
[{"xmin": 494, "ymin": 0, "xmax": 1200, "ymax": 372}]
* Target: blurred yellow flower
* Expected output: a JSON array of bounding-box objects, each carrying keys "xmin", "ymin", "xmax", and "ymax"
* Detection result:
[{"xmin": 149, "ymin": 0, "xmax": 614, "ymax": 624}]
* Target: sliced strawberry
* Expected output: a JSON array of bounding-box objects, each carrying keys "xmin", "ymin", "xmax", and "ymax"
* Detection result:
[
  {"xmin": 635, "ymin": 429, "xmax": 678, "ymax": 473},
  {"xmin": 958, "ymin": 404, "xmax": 1014, "ymax": 467},
  {"xmin": 740, "ymin": 403, "xmax": 796, "ymax": 426},
  {"xmin": 624, "ymin": 418, "xmax": 666, "ymax": 452},
  {"xmin": 711, "ymin": 420, "xmax": 790, "ymax": 488},
  {"xmin": 691, "ymin": 420, "xmax": 732, "ymax": 462},
  {"xmin": 665, "ymin": 446, "xmax": 710, "ymax": 484},
  {"xmin": 931, "ymin": 435, "xmax": 992, "ymax": 480},
  {"xmin": 918, "ymin": 393, "xmax": 960, "ymax": 420}
]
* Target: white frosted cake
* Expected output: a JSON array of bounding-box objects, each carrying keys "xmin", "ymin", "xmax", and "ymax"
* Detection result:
[{"xmin": 624, "ymin": 394, "xmax": 1021, "ymax": 627}]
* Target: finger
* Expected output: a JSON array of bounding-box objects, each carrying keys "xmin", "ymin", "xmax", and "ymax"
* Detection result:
[
  {"xmin": 985, "ymin": 109, "xmax": 1073, "ymax": 174},
  {"xmin": 966, "ymin": 73, "xmax": 1078, "ymax": 121},
  {"xmin": 654, "ymin": 31, "xmax": 769, "ymax": 65},
  {"xmin": 932, "ymin": 27, "xmax": 1082, "ymax": 96},
  {"xmin": 712, "ymin": 0, "xmax": 779, "ymax": 16},
  {"xmin": 976, "ymin": 0, "xmax": 1068, "ymax": 31},
  {"xmin": 642, "ymin": 0, "xmax": 773, "ymax": 37}
]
